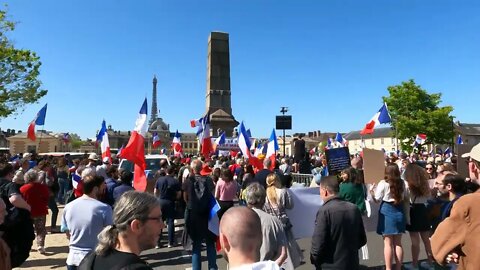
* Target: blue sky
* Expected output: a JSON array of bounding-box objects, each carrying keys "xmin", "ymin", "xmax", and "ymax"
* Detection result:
[{"xmin": 0, "ymin": 0, "xmax": 479, "ymax": 140}]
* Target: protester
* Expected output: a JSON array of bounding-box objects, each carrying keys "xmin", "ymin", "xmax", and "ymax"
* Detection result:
[
  {"xmin": 154, "ymin": 165, "xmax": 181, "ymax": 248},
  {"xmin": 0, "ymin": 162, "xmax": 34, "ymax": 267},
  {"xmin": 12, "ymin": 158, "xmax": 29, "ymax": 186},
  {"xmin": 56, "ymin": 157, "xmax": 70, "ymax": 204},
  {"xmin": 0, "ymin": 199, "xmax": 10, "ymax": 270},
  {"xmin": 183, "ymin": 159, "xmax": 217, "ymax": 270},
  {"xmin": 370, "ymin": 163, "xmax": 408, "ymax": 270},
  {"xmin": 219, "ymin": 206, "xmax": 280, "ymax": 270},
  {"xmin": 245, "ymin": 182, "xmax": 288, "ymax": 268},
  {"xmin": 78, "ymin": 191, "xmax": 163, "ymax": 270},
  {"xmin": 311, "ymin": 175, "xmax": 367, "ymax": 270},
  {"xmin": 339, "ymin": 167, "xmax": 367, "ymax": 214},
  {"xmin": 104, "ymin": 166, "xmax": 119, "ymax": 207},
  {"xmin": 403, "ymin": 163, "xmax": 433, "ymax": 270},
  {"xmin": 61, "ymin": 175, "xmax": 113, "ymax": 270},
  {"xmin": 254, "ymin": 159, "xmax": 273, "ymax": 188},
  {"xmin": 20, "ymin": 169, "xmax": 50, "ymax": 254},
  {"xmin": 263, "ymin": 173, "xmax": 303, "ymax": 268},
  {"xmin": 37, "ymin": 160, "xmax": 60, "ymax": 233},
  {"xmin": 112, "ymin": 170, "xmax": 134, "ymax": 203},
  {"xmin": 215, "ymin": 168, "xmax": 238, "ymax": 220},
  {"xmin": 425, "ymin": 163, "xmax": 437, "ymax": 180}
]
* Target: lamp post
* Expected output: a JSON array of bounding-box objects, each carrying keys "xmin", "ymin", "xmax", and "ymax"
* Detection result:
[{"xmin": 280, "ymin": 107, "xmax": 288, "ymax": 157}]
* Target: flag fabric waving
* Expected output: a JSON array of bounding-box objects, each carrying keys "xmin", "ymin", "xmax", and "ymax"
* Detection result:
[
  {"xmin": 237, "ymin": 122, "xmax": 263, "ymax": 170},
  {"xmin": 457, "ymin": 134, "xmax": 463, "ymax": 145},
  {"xmin": 27, "ymin": 104, "xmax": 48, "ymax": 141},
  {"xmin": 266, "ymin": 129, "xmax": 279, "ymax": 170},
  {"xmin": 117, "ymin": 144, "xmax": 125, "ymax": 158},
  {"xmin": 254, "ymin": 143, "xmax": 264, "ymax": 157},
  {"xmin": 413, "ymin": 134, "xmax": 427, "ymax": 146},
  {"xmin": 172, "ymin": 130, "xmax": 183, "ymax": 157},
  {"xmin": 213, "ymin": 132, "xmax": 226, "ymax": 152},
  {"xmin": 152, "ymin": 132, "xmax": 161, "ymax": 149},
  {"xmin": 120, "ymin": 98, "xmax": 148, "ymax": 191},
  {"xmin": 96, "ymin": 120, "xmax": 111, "ymax": 162},
  {"xmin": 62, "ymin": 133, "xmax": 71, "ymax": 143},
  {"xmin": 335, "ymin": 132, "xmax": 348, "ymax": 147},
  {"xmin": 360, "ymin": 103, "xmax": 391, "ymax": 135},
  {"xmin": 200, "ymin": 115, "xmax": 214, "ymax": 158}
]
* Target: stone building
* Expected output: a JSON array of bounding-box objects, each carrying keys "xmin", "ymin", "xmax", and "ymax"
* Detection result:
[
  {"xmin": 7, "ymin": 131, "xmax": 69, "ymax": 154},
  {"xmin": 344, "ymin": 127, "xmax": 396, "ymax": 154}
]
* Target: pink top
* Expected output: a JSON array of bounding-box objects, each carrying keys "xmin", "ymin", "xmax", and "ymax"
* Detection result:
[{"xmin": 215, "ymin": 179, "xmax": 238, "ymax": 201}]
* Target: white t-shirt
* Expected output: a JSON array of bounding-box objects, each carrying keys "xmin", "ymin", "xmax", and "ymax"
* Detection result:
[
  {"xmin": 230, "ymin": 261, "xmax": 280, "ymax": 270},
  {"xmin": 374, "ymin": 179, "xmax": 408, "ymax": 203}
]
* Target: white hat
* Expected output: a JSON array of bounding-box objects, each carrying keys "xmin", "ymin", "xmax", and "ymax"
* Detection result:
[
  {"xmin": 88, "ymin": 153, "xmax": 99, "ymax": 161},
  {"xmin": 102, "ymin": 157, "xmax": 110, "ymax": 164},
  {"xmin": 23, "ymin": 153, "xmax": 32, "ymax": 159},
  {"xmin": 461, "ymin": 143, "xmax": 480, "ymax": 161}
]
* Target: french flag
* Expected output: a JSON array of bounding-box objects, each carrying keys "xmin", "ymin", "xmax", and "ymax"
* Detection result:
[
  {"xmin": 200, "ymin": 115, "xmax": 214, "ymax": 158},
  {"xmin": 413, "ymin": 134, "xmax": 427, "ymax": 146},
  {"xmin": 213, "ymin": 132, "xmax": 226, "ymax": 152},
  {"xmin": 172, "ymin": 130, "xmax": 183, "ymax": 157},
  {"xmin": 360, "ymin": 103, "xmax": 391, "ymax": 135},
  {"xmin": 207, "ymin": 194, "xmax": 222, "ymax": 251},
  {"xmin": 266, "ymin": 129, "xmax": 279, "ymax": 171},
  {"xmin": 254, "ymin": 142, "xmax": 264, "ymax": 157},
  {"xmin": 152, "ymin": 132, "xmax": 161, "ymax": 149},
  {"xmin": 120, "ymin": 98, "xmax": 148, "ymax": 191},
  {"xmin": 96, "ymin": 120, "xmax": 111, "ymax": 162},
  {"xmin": 27, "ymin": 104, "xmax": 48, "ymax": 141},
  {"xmin": 457, "ymin": 135, "xmax": 463, "ymax": 145},
  {"xmin": 238, "ymin": 122, "xmax": 263, "ymax": 170},
  {"xmin": 71, "ymin": 172, "xmax": 82, "ymax": 190},
  {"xmin": 335, "ymin": 132, "xmax": 348, "ymax": 146}
]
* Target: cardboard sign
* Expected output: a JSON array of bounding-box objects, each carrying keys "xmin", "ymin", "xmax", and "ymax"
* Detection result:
[
  {"xmin": 456, "ymin": 144, "xmax": 473, "ymax": 179},
  {"xmin": 325, "ymin": 147, "xmax": 351, "ymax": 175},
  {"xmin": 363, "ymin": 148, "xmax": 386, "ymax": 184}
]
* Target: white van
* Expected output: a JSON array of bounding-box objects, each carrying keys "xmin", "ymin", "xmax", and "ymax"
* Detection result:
[{"xmin": 118, "ymin": 154, "xmax": 171, "ymax": 193}]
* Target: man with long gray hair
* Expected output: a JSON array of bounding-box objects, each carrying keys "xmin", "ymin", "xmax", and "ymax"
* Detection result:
[{"xmin": 78, "ymin": 191, "xmax": 164, "ymax": 269}]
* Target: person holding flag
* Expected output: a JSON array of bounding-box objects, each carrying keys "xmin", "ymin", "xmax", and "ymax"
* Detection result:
[
  {"xmin": 183, "ymin": 159, "xmax": 218, "ymax": 270},
  {"xmin": 119, "ymin": 98, "xmax": 148, "ymax": 191}
]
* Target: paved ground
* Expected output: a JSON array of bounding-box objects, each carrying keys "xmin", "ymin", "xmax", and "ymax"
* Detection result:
[{"xmin": 15, "ymin": 205, "xmax": 429, "ymax": 270}]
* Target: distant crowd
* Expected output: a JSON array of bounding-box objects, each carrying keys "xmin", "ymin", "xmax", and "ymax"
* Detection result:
[{"xmin": 0, "ymin": 140, "xmax": 479, "ymax": 270}]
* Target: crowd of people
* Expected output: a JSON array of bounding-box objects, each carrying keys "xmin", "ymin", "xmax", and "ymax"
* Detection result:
[{"xmin": 0, "ymin": 139, "xmax": 479, "ymax": 270}]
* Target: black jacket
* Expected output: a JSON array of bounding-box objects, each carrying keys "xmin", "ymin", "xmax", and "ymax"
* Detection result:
[{"xmin": 310, "ymin": 197, "xmax": 367, "ymax": 270}]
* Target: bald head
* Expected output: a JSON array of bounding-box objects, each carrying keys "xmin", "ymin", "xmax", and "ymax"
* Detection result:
[{"xmin": 220, "ymin": 206, "xmax": 262, "ymax": 258}]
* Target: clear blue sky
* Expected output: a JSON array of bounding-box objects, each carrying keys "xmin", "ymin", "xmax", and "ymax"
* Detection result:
[{"xmin": 1, "ymin": 0, "xmax": 479, "ymax": 140}]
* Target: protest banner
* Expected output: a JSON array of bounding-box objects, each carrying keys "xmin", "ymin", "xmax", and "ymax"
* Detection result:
[
  {"xmin": 363, "ymin": 148, "xmax": 385, "ymax": 184},
  {"xmin": 286, "ymin": 187, "xmax": 322, "ymax": 239},
  {"xmin": 325, "ymin": 146, "xmax": 350, "ymax": 175}
]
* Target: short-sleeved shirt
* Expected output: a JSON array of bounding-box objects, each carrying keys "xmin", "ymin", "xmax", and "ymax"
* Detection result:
[
  {"xmin": 214, "ymin": 179, "xmax": 238, "ymax": 201},
  {"xmin": 20, "ymin": 182, "xmax": 50, "ymax": 217},
  {"xmin": 0, "ymin": 177, "xmax": 21, "ymax": 209},
  {"xmin": 155, "ymin": 175, "xmax": 181, "ymax": 201},
  {"xmin": 62, "ymin": 197, "xmax": 113, "ymax": 266},
  {"xmin": 251, "ymin": 208, "xmax": 287, "ymax": 262}
]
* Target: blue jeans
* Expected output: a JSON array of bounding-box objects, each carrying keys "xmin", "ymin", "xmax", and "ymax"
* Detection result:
[
  {"xmin": 191, "ymin": 238, "xmax": 218, "ymax": 270},
  {"xmin": 48, "ymin": 196, "xmax": 58, "ymax": 229},
  {"xmin": 57, "ymin": 178, "xmax": 69, "ymax": 204}
]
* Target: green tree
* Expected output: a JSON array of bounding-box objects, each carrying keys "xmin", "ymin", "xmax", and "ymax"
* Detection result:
[
  {"xmin": 383, "ymin": 79, "xmax": 454, "ymax": 152},
  {"xmin": 69, "ymin": 133, "xmax": 83, "ymax": 150},
  {"xmin": 0, "ymin": 8, "xmax": 47, "ymax": 118}
]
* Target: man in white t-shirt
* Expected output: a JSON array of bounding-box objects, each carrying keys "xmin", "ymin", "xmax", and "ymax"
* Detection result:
[
  {"xmin": 61, "ymin": 175, "xmax": 113, "ymax": 270},
  {"xmin": 219, "ymin": 206, "xmax": 280, "ymax": 270}
]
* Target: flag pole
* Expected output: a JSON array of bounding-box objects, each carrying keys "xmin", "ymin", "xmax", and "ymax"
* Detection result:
[{"xmin": 38, "ymin": 125, "xmax": 44, "ymax": 153}]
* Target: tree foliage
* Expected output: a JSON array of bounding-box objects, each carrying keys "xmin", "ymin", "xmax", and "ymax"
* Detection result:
[
  {"xmin": 383, "ymin": 79, "xmax": 453, "ymax": 152},
  {"xmin": 0, "ymin": 8, "xmax": 47, "ymax": 118},
  {"xmin": 69, "ymin": 133, "xmax": 83, "ymax": 150}
]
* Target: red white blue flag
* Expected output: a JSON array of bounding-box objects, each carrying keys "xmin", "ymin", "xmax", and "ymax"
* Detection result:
[{"xmin": 27, "ymin": 104, "xmax": 48, "ymax": 141}]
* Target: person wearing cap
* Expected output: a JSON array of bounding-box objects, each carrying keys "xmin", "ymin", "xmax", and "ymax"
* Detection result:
[
  {"xmin": 431, "ymin": 143, "xmax": 480, "ymax": 270},
  {"xmin": 183, "ymin": 159, "xmax": 217, "ymax": 270},
  {"xmin": 86, "ymin": 153, "xmax": 99, "ymax": 168}
]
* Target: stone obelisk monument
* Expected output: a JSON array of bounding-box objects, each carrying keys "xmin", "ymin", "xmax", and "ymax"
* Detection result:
[{"xmin": 205, "ymin": 32, "xmax": 238, "ymax": 137}]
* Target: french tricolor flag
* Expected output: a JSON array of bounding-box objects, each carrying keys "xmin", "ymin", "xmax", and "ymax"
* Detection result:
[
  {"xmin": 360, "ymin": 103, "xmax": 391, "ymax": 135},
  {"xmin": 266, "ymin": 129, "xmax": 279, "ymax": 171},
  {"xmin": 152, "ymin": 132, "xmax": 161, "ymax": 149},
  {"xmin": 27, "ymin": 104, "xmax": 48, "ymax": 141},
  {"xmin": 238, "ymin": 122, "xmax": 263, "ymax": 170},
  {"xmin": 200, "ymin": 115, "xmax": 214, "ymax": 158},
  {"xmin": 120, "ymin": 98, "xmax": 148, "ymax": 191},
  {"xmin": 413, "ymin": 134, "xmax": 427, "ymax": 146},
  {"xmin": 213, "ymin": 132, "xmax": 226, "ymax": 152},
  {"xmin": 172, "ymin": 130, "xmax": 183, "ymax": 157},
  {"xmin": 96, "ymin": 120, "xmax": 111, "ymax": 162}
]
